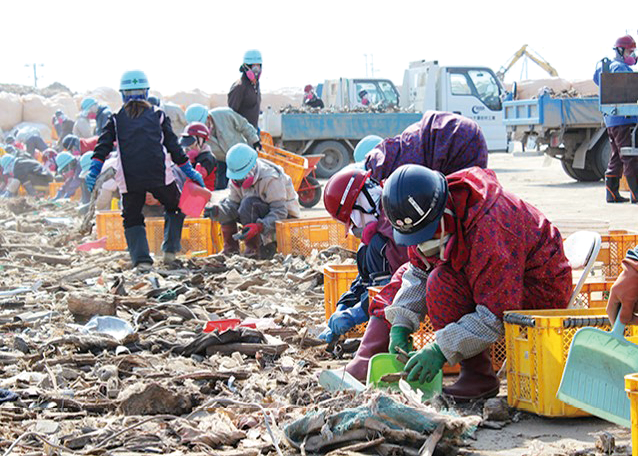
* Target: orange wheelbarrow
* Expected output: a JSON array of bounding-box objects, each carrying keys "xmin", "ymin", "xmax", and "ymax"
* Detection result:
[{"xmin": 298, "ymin": 154, "xmax": 323, "ymax": 208}]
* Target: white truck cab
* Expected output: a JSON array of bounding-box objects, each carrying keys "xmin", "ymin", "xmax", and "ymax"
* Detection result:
[{"xmin": 401, "ymin": 60, "xmax": 508, "ymax": 150}]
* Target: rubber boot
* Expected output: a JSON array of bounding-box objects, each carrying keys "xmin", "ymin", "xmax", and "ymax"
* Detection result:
[
  {"xmin": 244, "ymin": 235, "xmax": 262, "ymax": 259},
  {"xmin": 221, "ymin": 223, "xmax": 240, "ymax": 255},
  {"xmin": 442, "ymin": 350, "xmax": 500, "ymax": 402},
  {"xmin": 627, "ymin": 175, "xmax": 638, "ymax": 204},
  {"xmin": 605, "ymin": 175, "xmax": 629, "ymax": 203},
  {"xmin": 162, "ymin": 211, "xmax": 185, "ymax": 256},
  {"xmin": 345, "ymin": 316, "xmax": 390, "ymax": 381},
  {"xmin": 124, "ymin": 225, "xmax": 153, "ymax": 269},
  {"xmin": 22, "ymin": 181, "xmax": 36, "ymax": 197}
]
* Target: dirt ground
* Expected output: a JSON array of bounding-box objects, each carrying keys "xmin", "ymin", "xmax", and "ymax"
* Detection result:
[{"xmin": 304, "ymin": 150, "xmax": 637, "ymax": 456}]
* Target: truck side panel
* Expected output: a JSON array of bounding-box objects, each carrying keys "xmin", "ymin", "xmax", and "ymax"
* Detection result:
[
  {"xmin": 281, "ymin": 113, "xmax": 423, "ymax": 141},
  {"xmin": 503, "ymin": 96, "xmax": 602, "ymax": 129}
]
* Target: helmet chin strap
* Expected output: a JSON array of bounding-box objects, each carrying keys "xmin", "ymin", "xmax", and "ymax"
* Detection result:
[{"xmin": 416, "ymin": 207, "xmax": 455, "ymax": 265}]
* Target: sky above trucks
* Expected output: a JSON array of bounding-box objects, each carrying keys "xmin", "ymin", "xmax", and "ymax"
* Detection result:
[{"xmin": 5, "ymin": 0, "xmax": 635, "ymax": 96}]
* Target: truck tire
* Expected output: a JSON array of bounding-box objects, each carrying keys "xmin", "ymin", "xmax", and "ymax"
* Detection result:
[
  {"xmin": 561, "ymin": 159, "xmax": 601, "ymax": 182},
  {"xmin": 312, "ymin": 141, "xmax": 350, "ymax": 178},
  {"xmin": 586, "ymin": 136, "xmax": 611, "ymax": 179}
]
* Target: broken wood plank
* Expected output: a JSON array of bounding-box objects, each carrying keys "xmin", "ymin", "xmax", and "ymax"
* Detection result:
[
  {"xmin": 67, "ymin": 293, "xmax": 117, "ymax": 321},
  {"xmin": 418, "ymin": 423, "xmax": 445, "ymax": 456},
  {"xmin": 205, "ymin": 343, "xmax": 288, "ymax": 357},
  {"xmin": 13, "ymin": 252, "xmax": 73, "ymax": 265}
]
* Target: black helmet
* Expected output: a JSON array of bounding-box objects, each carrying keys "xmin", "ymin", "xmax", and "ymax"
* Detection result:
[
  {"xmin": 62, "ymin": 134, "xmax": 80, "ymax": 152},
  {"xmin": 148, "ymin": 96, "xmax": 160, "ymax": 107},
  {"xmin": 5, "ymin": 135, "xmax": 15, "ymax": 145},
  {"xmin": 381, "ymin": 164, "xmax": 448, "ymax": 246}
]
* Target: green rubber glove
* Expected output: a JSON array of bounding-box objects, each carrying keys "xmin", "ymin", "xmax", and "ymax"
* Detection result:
[
  {"xmin": 389, "ymin": 325, "xmax": 413, "ymax": 354},
  {"xmin": 404, "ymin": 343, "xmax": 446, "ymax": 384}
]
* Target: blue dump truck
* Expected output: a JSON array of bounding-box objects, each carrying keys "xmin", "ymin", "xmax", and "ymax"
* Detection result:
[
  {"xmin": 261, "ymin": 62, "xmax": 510, "ymax": 178},
  {"xmin": 503, "ymin": 93, "xmax": 609, "ymax": 181}
]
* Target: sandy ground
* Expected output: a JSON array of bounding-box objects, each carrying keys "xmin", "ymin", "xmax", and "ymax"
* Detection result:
[{"xmin": 301, "ymin": 150, "xmax": 636, "ymax": 455}]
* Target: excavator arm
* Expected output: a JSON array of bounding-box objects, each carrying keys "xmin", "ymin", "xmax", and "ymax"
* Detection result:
[{"xmin": 497, "ymin": 45, "xmax": 558, "ymax": 80}]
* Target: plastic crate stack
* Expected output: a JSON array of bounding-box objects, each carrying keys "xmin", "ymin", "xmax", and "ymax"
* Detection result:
[
  {"xmin": 276, "ymin": 217, "xmax": 360, "ymax": 257},
  {"xmin": 96, "ymin": 211, "xmax": 222, "ymax": 255}
]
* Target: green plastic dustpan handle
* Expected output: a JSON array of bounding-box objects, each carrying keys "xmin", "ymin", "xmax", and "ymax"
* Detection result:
[{"xmin": 611, "ymin": 316, "xmax": 626, "ymax": 340}]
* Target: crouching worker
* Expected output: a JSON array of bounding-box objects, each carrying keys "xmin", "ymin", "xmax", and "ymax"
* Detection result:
[
  {"xmin": 180, "ymin": 122, "xmax": 217, "ymax": 192},
  {"xmin": 205, "ymin": 144, "xmax": 300, "ymax": 259},
  {"xmin": 53, "ymin": 151, "xmax": 85, "ymax": 201},
  {"xmin": 379, "ymin": 165, "xmax": 572, "ymax": 401},
  {"xmin": 319, "ymin": 166, "xmax": 409, "ymax": 379},
  {"xmin": 85, "ymin": 70, "xmax": 204, "ymax": 271},
  {"xmin": 2, "ymin": 154, "xmax": 53, "ymax": 197}
]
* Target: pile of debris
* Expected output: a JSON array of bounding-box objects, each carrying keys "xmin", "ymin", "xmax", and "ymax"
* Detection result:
[
  {"xmin": 0, "ymin": 197, "xmax": 506, "ymax": 455},
  {"xmin": 279, "ymin": 104, "xmax": 420, "ymax": 115},
  {"xmin": 0, "ymin": 82, "xmax": 74, "ymax": 98}
]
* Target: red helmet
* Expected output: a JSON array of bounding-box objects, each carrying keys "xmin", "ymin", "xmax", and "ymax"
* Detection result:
[
  {"xmin": 183, "ymin": 122, "xmax": 210, "ymax": 141},
  {"xmin": 42, "ymin": 148, "xmax": 57, "ymax": 161},
  {"xmin": 615, "ymin": 35, "xmax": 636, "ymax": 50},
  {"xmin": 323, "ymin": 166, "xmax": 371, "ymax": 229},
  {"xmin": 304, "ymin": 84, "xmax": 313, "ymax": 92}
]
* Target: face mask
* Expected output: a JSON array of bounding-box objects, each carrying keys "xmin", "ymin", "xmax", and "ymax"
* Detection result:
[
  {"xmin": 245, "ymin": 64, "xmax": 261, "ymax": 83},
  {"xmin": 233, "ymin": 166, "xmax": 257, "ymax": 189},
  {"xmin": 87, "ymin": 112, "xmax": 97, "ymax": 120},
  {"xmin": 625, "ymin": 53, "xmax": 637, "ymax": 66},
  {"xmin": 187, "ymin": 149, "xmax": 199, "ymax": 162},
  {"xmin": 349, "ymin": 182, "xmax": 382, "ymax": 231},
  {"xmin": 416, "ymin": 208, "xmax": 455, "ymax": 261}
]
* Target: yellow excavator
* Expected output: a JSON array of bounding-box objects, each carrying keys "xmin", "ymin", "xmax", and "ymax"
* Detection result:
[{"xmin": 497, "ymin": 45, "xmax": 558, "ymax": 81}]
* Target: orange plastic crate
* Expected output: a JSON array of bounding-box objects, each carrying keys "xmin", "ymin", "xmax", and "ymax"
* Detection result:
[
  {"xmin": 597, "ymin": 230, "xmax": 638, "ymax": 280},
  {"xmin": 570, "ymin": 280, "xmax": 614, "ymax": 308},
  {"xmin": 259, "ymin": 144, "xmax": 306, "ymax": 191},
  {"xmin": 323, "ymin": 264, "xmax": 365, "ymax": 337},
  {"xmin": 276, "ymin": 217, "xmax": 360, "ymax": 256},
  {"xmin": 48, "ymin": 182, "xmax": 81, "ymax": 201},
  {"xmin": 96, "ymin": 211, "xmax": 222, "ymax": 255}
]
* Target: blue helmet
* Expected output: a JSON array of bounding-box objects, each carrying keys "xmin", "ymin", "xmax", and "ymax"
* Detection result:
[
  {"xmin": 81, "ymin": 97, "xmax": 97, "ymax": 113},
  {"xmin": 226, "ymin": 144, "xmax": 258, "ymax": 180},
  {"xmin": 185, "ymin": 104, "xmax": 209, "ymax": 124},
  {"xmin": 382, "ymin": 164, "xmax": 449, "ymax": 246},
  {"xmin": 55, "ymin": 151, "xmax": 75, "ymax": 173},
  {"xmin": 79, "ymin": 151, "xmax": 93, "ymax": 177},
  {"xmin": 120, "ymin": 70, "xmax": 150, "ymax": 102},
  {"xmin": 243, "ymin": 49, "xmax": 262, "ymax": 65},
  {"xmin": 0, "ymin": 154, "xmax": 16, "ymax": 173},
  {"xmin": 353, "ymin": 135, "xmax": 383, "ymax": 163}
]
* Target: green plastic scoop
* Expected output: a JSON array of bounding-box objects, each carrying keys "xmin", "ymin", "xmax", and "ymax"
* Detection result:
[
  {"xmin": 367, "ymin": 353, "xmax": 442, "ymax": 399},
  {"xmin": 557, "ymin": 318, "xmax": 638, "ymax": 427}
]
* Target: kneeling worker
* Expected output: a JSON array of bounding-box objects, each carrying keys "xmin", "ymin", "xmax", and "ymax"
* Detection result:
[{"xmin": 205, "ymin": 144, "xmax": 300, "ymax": 259}]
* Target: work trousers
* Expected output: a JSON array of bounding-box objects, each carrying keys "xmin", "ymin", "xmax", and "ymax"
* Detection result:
[{"xmin": 606, "ymin": 125, "xmax": 638, "ymax": 178}]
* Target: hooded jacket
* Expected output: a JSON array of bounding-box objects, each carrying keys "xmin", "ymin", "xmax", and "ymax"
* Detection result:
[{"xmin": 366, "ymin": 111, "xmax": 489, "ymax": 182}]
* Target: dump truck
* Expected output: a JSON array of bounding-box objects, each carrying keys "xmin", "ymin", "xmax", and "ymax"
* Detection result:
[
  {"xmin": 260, "ymin": 61, "xmax": 509, "ymax": 178},
  {"xmin": 503, "ymin": 93, "xmax": 609, "ymax": 181}
]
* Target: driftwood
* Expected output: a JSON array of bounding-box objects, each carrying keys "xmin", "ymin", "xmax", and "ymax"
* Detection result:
[
  {"xmin": 67, "ymin": 293, "xmax": 117, "ymax": 321},
  {"xmin": 325, "ymin": 437, "xmax": 386, "ymax": 456},
  {"xmin": 12, "ymin": 252, "xmax": 73, "ymax": 265},
  {"xmin": 205, "ymin": 343, "xmax": 288, "ymax": 357}
]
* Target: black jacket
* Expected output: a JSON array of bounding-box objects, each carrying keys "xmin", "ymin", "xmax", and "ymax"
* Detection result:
[
  {"xmin": 227, "ymin": 73, "xmax": 261, "ymax": 129},
  {"xmin": 93, "ymin": 105, "xmax": 188, "ymax": 193},
  {"xmin": 95, "ymin": 105, "xmax": 113, "ymax": 136}
]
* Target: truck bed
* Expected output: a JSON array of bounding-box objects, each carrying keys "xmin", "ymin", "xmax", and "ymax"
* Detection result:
[
  {"xmin": 281, "ymin": 112, "xmax": 423, "ymax": 141},
  {"xmin": 503, "ymin": 95, "xmax": 602, "ymax": 129}
]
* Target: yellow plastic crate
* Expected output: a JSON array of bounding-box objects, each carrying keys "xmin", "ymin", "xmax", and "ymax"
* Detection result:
[
  {"xmin": 259, "ymin": 144, "xmax": 306, "ymax": 191},
  {"xmin": 504, "ymin": 308, "xmax": 638, "ymax": 418},
  {"xmin": 48, "ymin": 182, "xmax": 81, "ymax": 201},
  {"xmin": 276, "ymin": 217, "xmax": 360, "ymax": 257},
  {"xmin": 597, "ymin": 230, "xmax": 638, "ymax": 280},
  {"xmin": 625, "ymin": 373, "xmax": 638, "ymax": 456},
  {"xmin": 96, "ymin": 211, "xmax": 222, "ymax": 255}
]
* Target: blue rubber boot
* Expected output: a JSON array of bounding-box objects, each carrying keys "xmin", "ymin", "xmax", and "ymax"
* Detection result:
[
  {"xmin": 162, "ymin": 211, "xmax": 185, "ymax": 260},
  {"xmin": 124, "ymin": 225, "xmax": 153, "ymax": 269}
]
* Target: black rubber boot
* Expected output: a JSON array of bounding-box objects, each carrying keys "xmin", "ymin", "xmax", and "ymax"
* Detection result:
[
  {"xmin": 627, "ymin": 175, "xmax": 638, "ymax": 204},
  {"xmin": 605, "ymin": 175, "xmax": 629, "ymax": 203}
]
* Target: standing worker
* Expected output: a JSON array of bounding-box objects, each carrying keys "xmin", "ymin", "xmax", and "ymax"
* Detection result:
[
  {"xmin": 185, "ymin": 104, "xmax": 261, "ymax": 190},
  {"xmin": 80, "ymin": 97, "xmax": 113, "ymax": 136},
  {"xmin": 204, "ymin": 144, "xmax": 300, "ymax": 259},
  {"xmin": 379, "ymin": 165, "xmax": 572, "ymax": 400},
  {"xmin": 85, "ymin": 70, "xmax": 204, "ymax": 271},
  {"xmin": 228, "ymin": 50, "xmax": 262, "ymax": 130},
  {"xmin": 594, "ymin": 35, "xmax": 638, "ymax": 203}
]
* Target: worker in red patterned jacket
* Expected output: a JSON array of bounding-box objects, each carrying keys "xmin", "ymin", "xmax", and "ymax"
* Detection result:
[
  {"xmin": 375, "ymin": 165, "xmax": 572, "ymax": 401},
  {"xmin": 180, "ymin": 122, "xmax": 217, "ymax": 192},
  {"xmin": 319, "ymin": 166, "xmax": 409, "ymax": 380}
]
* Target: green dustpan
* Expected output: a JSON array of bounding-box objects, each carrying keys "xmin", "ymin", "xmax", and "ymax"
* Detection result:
[
  {"xmin": 367, "ymin": 353, "xmax": 442, "ymax": 399},
  {"xmin": 557, "ymin": 318, "xmax": 638, "ymax": 427}
]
